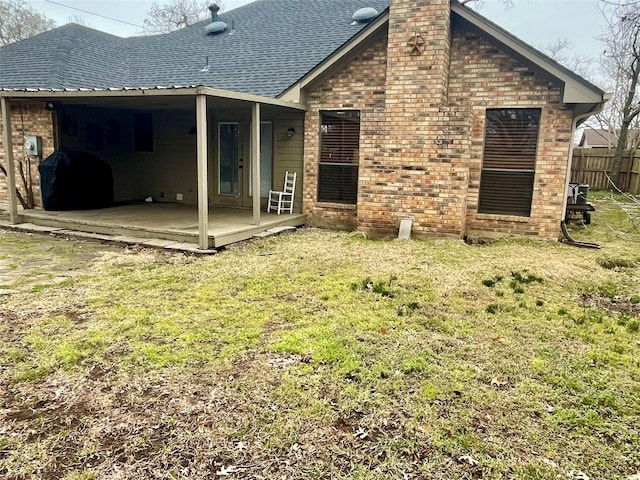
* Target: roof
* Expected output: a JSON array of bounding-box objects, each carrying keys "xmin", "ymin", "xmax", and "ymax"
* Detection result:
[
  {"xmin": 579, "ymin": 128, "xmax": 640, "ymax": 148},
  {"xmin": 0, "ymin": 0, "xmax": 605, "ymax": 108},
  {"xmin": 0, "ymin": 0, "xmax": 390, "ymax": 98},
  {"xmin": 580, "ymin": 129, "xmax": 617, "ymax": 147}
]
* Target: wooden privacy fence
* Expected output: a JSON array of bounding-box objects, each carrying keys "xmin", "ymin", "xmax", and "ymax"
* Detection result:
[{"xmin": 571, "ymin": 148, "xmax": 640, "ymax": 194}]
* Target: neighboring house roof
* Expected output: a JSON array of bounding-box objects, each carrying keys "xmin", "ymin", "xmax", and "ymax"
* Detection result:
[
  {"xmin": 0, "ymin": 0, "xmax": 389, "ymax": 98},
  {"xmin": 578, "ymin": 128, "xmax": 640, "ymax": 148},
  {"xmin": 579, "ymin": 129, "xmax": 617, "ymax": 147}
]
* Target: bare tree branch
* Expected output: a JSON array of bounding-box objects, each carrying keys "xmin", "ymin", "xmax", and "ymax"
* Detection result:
[
  {"xmin": 597, "ymin": 0, "xmax": 640, "ymax": 186},
  {"xmin": 142, "ymin": 0, "xmax": 219, "ymax": 34},
  {"xmin": 0, "ymin": 0, "xmax": 56, "ymax": 45},
  {"xmin": 460, "ymin": 0, "xmax": 514, "ymax": 7},
  {"xmin": 540, "ymin": 38, "xmax": 598, "ymax": 82}
]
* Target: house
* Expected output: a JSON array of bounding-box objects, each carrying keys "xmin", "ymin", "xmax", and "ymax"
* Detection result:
[
  {"xmin": 578, "ymin": 128, "xmax": 640, "ymax": 149},
  {"xmin": 0, "ymin": 0, "xmax": 608, "ymax": 248}
]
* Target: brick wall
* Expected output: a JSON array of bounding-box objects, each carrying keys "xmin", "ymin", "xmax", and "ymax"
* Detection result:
[
  {"xmin": 0, "ymin": 101, "xmax": 55, "ymax": 208},
  {"xmin": 303, "ymin": 34, "xmax": 388, "ymax": 231},
  {"xmin": 449, "ymin": 23, "xmax": 573, "ymax": 239},
  {"xmin": 359, "ymin": 0, "xmax": 466, "ymax": 238},
  {"xmin": 304, "ymin": 3, "xmax": 575, "ymax": 240}
]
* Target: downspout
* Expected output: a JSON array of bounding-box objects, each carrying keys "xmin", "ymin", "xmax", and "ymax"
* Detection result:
[
  {"xmin": 560, "ymin": 94, "xmax": 610, "ymax": 248},
  {"xmin": 562, "ymin": 99, "xmax": 608, "ymax": 216}
]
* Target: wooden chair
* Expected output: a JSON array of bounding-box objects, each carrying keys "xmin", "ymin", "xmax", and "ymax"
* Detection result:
[{"xmin": 267, "ymin": 171, "xmax": 296, "ymax": 214}]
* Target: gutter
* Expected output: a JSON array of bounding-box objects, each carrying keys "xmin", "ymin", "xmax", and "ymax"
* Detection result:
[{"xmin": 560, "ymin": 94, "xmax": 611, "ymax": 248}]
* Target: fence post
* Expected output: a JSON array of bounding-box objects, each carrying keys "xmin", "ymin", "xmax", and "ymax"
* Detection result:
[{"xmin": 630, "ymin": 153, "xmax": 640, "ymax": 195}]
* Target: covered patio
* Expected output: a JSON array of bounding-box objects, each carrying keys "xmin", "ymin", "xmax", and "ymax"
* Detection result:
[{"xmin": 1, "ymin": 86, "xmax": 306, "ymax": 249}]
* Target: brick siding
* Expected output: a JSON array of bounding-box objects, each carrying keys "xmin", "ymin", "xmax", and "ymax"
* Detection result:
[
  {"xmin": 0, "ymin": 101, "xmax": 55, "ymax": 208},
  {"xmin": 303, "ymin": 35, "xmax": 388, "ymax": 231},
  {"xmin": 450, "ymin": 23, "xmax": 573, "ymax": 239},
  {"xmin": 304, "ymin": 0, "xmax": 575, "ymax": 240}
]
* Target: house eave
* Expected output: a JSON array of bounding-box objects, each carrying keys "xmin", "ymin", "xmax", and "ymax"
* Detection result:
[
  {"xmin": 451, "ymin": 2, "xmax": 606, "ymax": 106},
  {"xmin": 0, "ymin": 85, "xmax": 307, "ymax": 111}
]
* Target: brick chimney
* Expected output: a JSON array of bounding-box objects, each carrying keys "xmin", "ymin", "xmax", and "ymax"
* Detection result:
[
  {"xmin": 357, "ymin": 0, "xmax": 471, "ymax": 238},
  {"xmin": 385, "ymin": 0, "xmax": 451, "ymax": 109}
]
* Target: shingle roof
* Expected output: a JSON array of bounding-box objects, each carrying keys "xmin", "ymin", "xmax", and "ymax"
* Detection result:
[{"xmin": 0, "ymin": 0, "xmax": 390, "ymax": 98}]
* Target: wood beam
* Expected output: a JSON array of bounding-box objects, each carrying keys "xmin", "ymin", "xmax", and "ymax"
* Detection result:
[
  {"xmin": 196, "ymin": 94, "xmax": 209, "ymax": 249},
  {"xmin": 1, "ymin": 97, "xmax": 18, "ymax": 223},
  {"xmin": 252, "ymin": 103, "xmax": 261, "ymax": 225},
  {"xmin": 0, "ymin": 87, "xmax": 307, "ymax": 111}
]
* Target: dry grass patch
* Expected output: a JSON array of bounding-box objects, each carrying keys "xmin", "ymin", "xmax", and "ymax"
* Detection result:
[{"xmin": 1, "ymin": 193, "xmax": 639, "ymax": 479}]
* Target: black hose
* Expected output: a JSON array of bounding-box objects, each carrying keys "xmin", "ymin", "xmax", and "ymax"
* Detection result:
[{"xmin": 560, "ymin": 221, "xmax": 600, "ymax": 249}]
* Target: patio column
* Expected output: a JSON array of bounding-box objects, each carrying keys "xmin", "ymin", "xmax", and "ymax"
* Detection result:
[
  {"xmin": 196, "ymin": 94, "xmax": 209, "ymax": 250},
  {"xmin": 1, "ymin": 97, "xmax": 19, "ymax": 224},
  {"xmin": 251, "ymin": 102, "xmax": 261, "ymax": 225}
]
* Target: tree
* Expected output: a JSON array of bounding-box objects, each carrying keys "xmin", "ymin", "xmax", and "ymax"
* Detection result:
[
  {"xmin": 541, "ymin": 38, "xmax": 598, "ymax": 82},
  {"xmin": 460, "ymin": 0, "xmax": 514, "ymax": 7},
  {"xmin": 598, "ymin": 1, "xmax": 640, "ymax": 187},
  {"xmin": 68, "ymin": 15, "xmax": 94, "ymax": 29},
  {"xmin": 142, "ymin": 0, "xmax": 220, "ymax": 34},
  {"xmin": 0, "ymin": 0, "xmax": 56, "ymax": 46}
]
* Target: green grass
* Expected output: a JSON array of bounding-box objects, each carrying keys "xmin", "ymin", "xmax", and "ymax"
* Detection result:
[{"xmin": 0, "ymin": 192, "xmax": 639, "ymax": 479}]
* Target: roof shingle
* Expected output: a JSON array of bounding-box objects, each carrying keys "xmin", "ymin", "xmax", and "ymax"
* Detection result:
[{"xmin": 0, "ymin": 0, "xmax": 390, "ymax": 98}]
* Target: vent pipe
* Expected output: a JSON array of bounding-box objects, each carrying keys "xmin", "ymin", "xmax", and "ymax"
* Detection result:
[
  {"xmin": 204, "ymin": 3, "xmax": 227, "ymax": 35},
  {"xmin": 209, "ymin": 4, "xmax": 220, "ymax": 22}
]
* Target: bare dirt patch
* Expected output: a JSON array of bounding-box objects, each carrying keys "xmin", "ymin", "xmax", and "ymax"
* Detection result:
[{"xmin": 579, "ymin": 292, "xmax": 640, "ymax": 316}]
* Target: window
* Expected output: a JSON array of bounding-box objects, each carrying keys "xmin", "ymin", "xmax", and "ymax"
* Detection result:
[
  {"xmin": 478, "ymin": 108, "xmax": 541, "ymax": 217},
  {"xmin": 318, "ymin": 110, "xmax": 360, "ymax": 204},
  {"xmin": 134, "ymin": 113, "xmax": 153, "ymax": 152}
]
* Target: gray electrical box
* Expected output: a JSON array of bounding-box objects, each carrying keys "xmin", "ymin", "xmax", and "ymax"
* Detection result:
[{"xmin": 24, "ymin": 135, "xmax": 42, "ymax": 156}]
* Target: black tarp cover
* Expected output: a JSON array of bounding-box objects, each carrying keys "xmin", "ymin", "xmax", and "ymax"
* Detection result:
[{"xmin": 39, "ymin": 150, "xmax": 113, "ymax": 211}]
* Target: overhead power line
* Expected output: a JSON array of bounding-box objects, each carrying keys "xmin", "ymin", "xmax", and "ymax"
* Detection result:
[{"xmin": 44, "ymin": 0, "xmax": 145, "ymax": 29}]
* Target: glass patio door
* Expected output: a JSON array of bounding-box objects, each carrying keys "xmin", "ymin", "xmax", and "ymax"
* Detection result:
[
  {"xmin": 249, "ymin": 122, "xmax": 273, "ymax": 200},
  {"xmin": 218, "ymin": 122, "xmax": 242, "ymax": 205}
]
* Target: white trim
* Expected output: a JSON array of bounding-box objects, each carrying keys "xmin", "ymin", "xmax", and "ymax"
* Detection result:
[{"xmin": 251, "ymin": 103, "xmax": 261, "ymax": 225}]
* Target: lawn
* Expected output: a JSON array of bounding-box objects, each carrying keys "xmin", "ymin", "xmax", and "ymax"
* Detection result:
[{"xmin": 0, "ymin": 192, "xmax": 639, "ymax": 480}]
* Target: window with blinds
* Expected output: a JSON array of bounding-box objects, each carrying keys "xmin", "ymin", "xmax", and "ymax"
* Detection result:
[
  {"xmin": 318, "ymin": 110, "xmax": 360, "ymax": 204},
  {"xmin": 478, "ymin": 108, "xmax": 541, "ymax": 217}
]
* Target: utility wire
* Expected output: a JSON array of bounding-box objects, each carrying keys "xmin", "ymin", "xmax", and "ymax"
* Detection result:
[{"xmin": 44, "ymin": 0, "xmax": 145, "ymax": 29}]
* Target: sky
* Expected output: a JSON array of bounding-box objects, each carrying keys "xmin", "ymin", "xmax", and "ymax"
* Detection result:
[{"xmin": 24, "ymin": 0, "xmax": 606, "ymax": 69}]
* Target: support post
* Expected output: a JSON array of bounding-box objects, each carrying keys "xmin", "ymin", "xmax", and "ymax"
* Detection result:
[
  {"xmin": 196, "ymin": 94, "xmax": 209, "ymax": 249},
  {"xmin": 251, "ymin": 102, "xmax": 261, "ymax": 225},
  {"xmin": 1, "ymin": 97, "xmax": 18, "ymax": 224}
]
